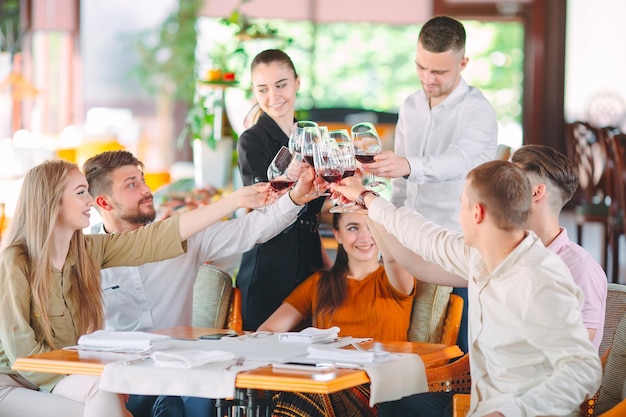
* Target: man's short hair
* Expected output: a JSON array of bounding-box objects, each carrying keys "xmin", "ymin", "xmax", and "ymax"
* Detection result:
[
  {"xmin": 511, "ymin": 145, "xmax": 579, "ymax": 211},
  {"xmin": 83, "ymin": 150, "xmax": 144, "ymax": 198},
  {"xmin": 418, "ymin": 15, "xmax": 466, "ymax": 53},
  {"xmin": 467, "ymin": 160, "xmax": 531, "ymax": 231}
]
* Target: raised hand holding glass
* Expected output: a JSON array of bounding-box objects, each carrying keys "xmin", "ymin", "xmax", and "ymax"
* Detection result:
[{"xmin": 351, "ymin": 122, "xmax": 386, "ymax": 192}]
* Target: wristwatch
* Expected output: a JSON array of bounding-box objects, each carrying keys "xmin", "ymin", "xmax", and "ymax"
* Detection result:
[{"xmin": 356, "ymin": 190, "xmax": 380, "ymax": 207}]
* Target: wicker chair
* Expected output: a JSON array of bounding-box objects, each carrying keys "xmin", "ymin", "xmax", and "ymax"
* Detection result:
[
  {"xmin": 599, "ymin": 283, "xmax": 626, "ymax": 357},
  {"xmin": 583, "ymin": 311, "xmax": 626, "ymax": 416},
  {"xmin": 426, "ymin": 353, "xmax": 471, "ymax": 394},
  {"xmin": 192, "ymin": 264, "xmax": 234, "ymax": 329},
  {"xmin": 407, "ymin": 282, "xmax": 453, "ymax": 344}
]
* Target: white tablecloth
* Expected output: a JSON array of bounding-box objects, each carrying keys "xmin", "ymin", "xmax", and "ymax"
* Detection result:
[{"xmin": 98, "ymin": 337, "xmax": 428, "ymax": 403}]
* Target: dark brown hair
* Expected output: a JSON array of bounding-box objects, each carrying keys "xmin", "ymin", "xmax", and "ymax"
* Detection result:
[
  {"xmin": 314, "ymin": 213, "xmax": 349, "ymax": 326},
  {"xmin": 466, "ymin": 160, "xmax": 531, "ymax": 230},
  {"xmin": 418, "ymin": 15, "xmax": 466, "ymax": 53},
  {"xmin": 511, "ymin": 144, "xmax": 579, "ymax": 211},
  {"xmin": 250, "ymin": 49, "xmax": 298, "ymax": 77},
  {"xmin": 83, "ymin": 150, "xmax": 144, "ymax": 198}
]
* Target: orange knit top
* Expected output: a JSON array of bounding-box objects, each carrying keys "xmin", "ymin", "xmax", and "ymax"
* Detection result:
[{"xmin": 283, "ymin": 266, "xmax": 415, "ymax": 341}]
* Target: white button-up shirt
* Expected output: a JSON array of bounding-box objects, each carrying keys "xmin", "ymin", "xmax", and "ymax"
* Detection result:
[
  {"xmin": 369, "ymin": 198, "xmax": 602, "ymax": 417},
  {"xmin": 92, "ymin": 194, "xmax": 304, "ymax": 331},
  {"xmin": 391, "ymin": 78, "xmax": 497, "ymax": 230}
]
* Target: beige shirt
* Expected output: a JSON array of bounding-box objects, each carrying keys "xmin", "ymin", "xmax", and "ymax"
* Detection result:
[{"xmin": 0, "ymin": 216, "xmax": 186, "ymax": 392}]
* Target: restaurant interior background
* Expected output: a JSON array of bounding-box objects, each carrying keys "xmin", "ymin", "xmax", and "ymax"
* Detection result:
[{"xmin": 1, "ymin": 0, "xmax": 625, "ymax": 243}]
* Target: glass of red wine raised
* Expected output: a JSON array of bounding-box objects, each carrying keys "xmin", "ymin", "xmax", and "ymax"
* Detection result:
[
  {"xmin": 351, "ymin": 122, "xmax": 386, "ymax": 192},
  {"xmin": 267, "ymin": 145, "xmax": 298, "ymax": 194},
  {"xmin": 312, "ymin": 135, "xmax": 344, "ymax": 198},
  {"xmin": 329, "ymin": 129, "xmax": 360, "ymax": 213}
]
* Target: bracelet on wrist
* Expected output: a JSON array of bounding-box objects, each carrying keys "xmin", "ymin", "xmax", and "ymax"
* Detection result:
[{"xmin": 356, "ymin": 190, "xmax": 380, "ymax": 207}]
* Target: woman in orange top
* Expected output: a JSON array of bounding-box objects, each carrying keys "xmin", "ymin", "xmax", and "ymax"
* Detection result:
[{"xmin": 258, "ymin": 211, "xmax": 415, "ymax": 417}]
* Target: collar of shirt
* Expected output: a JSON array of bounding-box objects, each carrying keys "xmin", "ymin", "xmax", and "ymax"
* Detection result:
[
  {"xmin": 422, "ymin": 77, "xmax": 470, "ymax": 110},
  {"xmin": 472, "ymin": 231, "xmax": 538, "ymax": 287},
  {"xmin": 546, "ymin": 227, "xmax": 569, "ymax": 255}
]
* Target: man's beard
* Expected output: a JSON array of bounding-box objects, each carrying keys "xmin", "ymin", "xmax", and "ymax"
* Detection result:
[
  {"xmin": 118, "ymin": 201, "xmax": 156, "ymax": 226},
  {"xmin": 121, "ymin": 210, "xmax": 156, "ymax": 225}
]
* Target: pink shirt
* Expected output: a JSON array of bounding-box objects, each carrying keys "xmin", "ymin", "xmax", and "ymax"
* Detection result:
[{"xmin": 548, "ymin": 227, "xmax": 607, "ymax": 350}]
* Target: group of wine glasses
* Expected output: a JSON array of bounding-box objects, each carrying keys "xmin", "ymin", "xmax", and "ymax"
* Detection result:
[{"xmin": 265, "ymin": 119, "xmax": 386, "ymax": 213}]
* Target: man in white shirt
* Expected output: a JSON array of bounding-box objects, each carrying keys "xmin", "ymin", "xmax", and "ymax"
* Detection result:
[
  {"xmin": 365, "ymin": 15, "xmax": 497, "ymax": 229},
  {"xmin": 83, "ymin": 150, "xmax": 319, "ymax": 417},
  {"xmin": 366, "ymin": 15, "xmax": 498, "ymax": 354},
  {"xmin": 334, "ymin": 160, "xmax": 602, "ymax": 417}
]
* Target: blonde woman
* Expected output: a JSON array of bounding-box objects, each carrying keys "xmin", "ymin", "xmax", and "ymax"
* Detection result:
[{"xmin": 0, "ymin": 159, "xmax": 272, "ymax": 417}]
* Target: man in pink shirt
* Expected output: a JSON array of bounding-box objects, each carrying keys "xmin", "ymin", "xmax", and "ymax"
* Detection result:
[{"xmin": 512, "ymin": 144, "xmax": 607, "ymax": 349}]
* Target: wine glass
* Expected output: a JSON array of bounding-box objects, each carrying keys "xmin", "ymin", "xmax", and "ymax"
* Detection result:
[
  {"xmin": 301, "ymin": 125, "xmax": 320, "ymax": 168},
  {"xmin": 289, "ymin": 121, "xmax": 318, "ymax": 160},
  {"xmin": 351, "ymin": 122, "xmax": 386, "ymax": 192},
  {"xmin": 314, "ymin": 137, "xmax": 344, "ymax": 197},
  {"xmin": 302, "ymin": 126, "xmax": 330, "ymax": 197},
  {"xmin": 329, "ymin": 129, "xmax": 360, "ymax": 213},
  {"xmin": 267, "ymin": 146, "xmax": 298, "ymax": 192},
  {"xmin": 253, "ymin": 146, "xmax": 298, "ymax": 213}
]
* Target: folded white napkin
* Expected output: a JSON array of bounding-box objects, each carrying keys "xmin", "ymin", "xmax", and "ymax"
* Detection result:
[
  {"xmin": 306, "ymin": 344, "xmax": 377, "ymax": 363},
  {"xmin": 75, "ymin": 330, "xmax": 170, "ymax": 353},
  {"xmin": 278, "ymin": 326, "xmax": 340, "ymax": 344},
  {"xmin": 151, "ymin": 350, "xmax": 235, "ymax": 369}
]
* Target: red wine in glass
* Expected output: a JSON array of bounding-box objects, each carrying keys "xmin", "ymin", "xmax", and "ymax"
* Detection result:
[
  {"xmin": 342, "ymin": 169, "xmax": 356, "ymax": 178},
  {"xmin": 303, "ymin": 154, "xmax": 315, "ymax": 166},
  {"xmin": 270, "ymin": 179, "xmax": 296, "ymax": 191},
  {"xmin": 355, "ymin": 153, "xmax": 376, "ymax": 164},
  {"xmin": 320, "ymin": 168, "xmax": 343, "ymax": 183}
]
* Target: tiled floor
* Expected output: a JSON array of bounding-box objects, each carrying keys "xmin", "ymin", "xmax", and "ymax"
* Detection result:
[{"xmin": 560, "ymin": 209, "xmax": 624, "ymax": 284}]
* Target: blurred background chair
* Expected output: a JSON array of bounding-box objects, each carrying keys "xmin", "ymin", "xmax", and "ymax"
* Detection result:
[
  {"xmin": 495, "ymin": 144, "xmax": 512, "ymax": 161},
  {"xmin": 565, "ymin": 121, "xmax": 611, "ymax": 271},
  {"xmin": 192, "ymin": 264, "xmax": 233, "ymax": 329},
  {"xmin": 606, "ymin": 129, "xmax": 626, "ymax": 282}
]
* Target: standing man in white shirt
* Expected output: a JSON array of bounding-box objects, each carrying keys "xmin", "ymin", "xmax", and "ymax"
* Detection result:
[
  {"xmin": 83, "ymin": 150, "xmax": 319, "ymax": 417},
  {"xmin": 366, "ymin": 15, "xmax": 497, "ymax": 353}
]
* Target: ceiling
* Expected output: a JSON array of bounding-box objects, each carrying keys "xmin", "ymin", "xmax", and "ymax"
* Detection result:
[{"xmin": 200, "ymin": 0, "xmax": 433, "ymax": 25}]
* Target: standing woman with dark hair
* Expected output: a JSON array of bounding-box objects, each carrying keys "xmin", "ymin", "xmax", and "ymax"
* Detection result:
[
  {"xmin": 0, "ymin": 159, "xmax": 270, "ymax": 417},
  {"xmin": 258, "ymin": 211, "xmax": 415, "ymax": 417},
  {"xmin": 237, "ymin": 49, "xmax": 331, "ymax": 330}
]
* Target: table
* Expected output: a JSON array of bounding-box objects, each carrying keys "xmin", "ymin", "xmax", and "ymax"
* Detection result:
[{"xmin": 12, "ymin": 327, "xmax": 463, "ymax": 395}]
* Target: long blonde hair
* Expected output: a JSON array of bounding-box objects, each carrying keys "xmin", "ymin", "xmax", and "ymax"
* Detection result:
[{"xmin": 1, "ymin": 160, "xmax": 103, "ymax": 348}]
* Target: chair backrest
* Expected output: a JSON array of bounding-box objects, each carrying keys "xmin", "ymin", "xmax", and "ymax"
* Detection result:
[
  {"xmin": 192, "ymin": 264, "xmax": 233, "ymax": 329},
  {"xmin": 595, "ymin": 311, "xmax": 626, "ymax": 415},
  {"xmin": 600, "ymin": 283, "xmax": 626, "ymax": 357},
  {"xmin": 608, "ymin": 131, "xmax": 626, "ymax": 221},
  {"xmin": 226, "ymin": 287, "xmax": 243, "ymax": 331},
  {"xmin": 440, "ymin": 294, "xmax": 464, "ymax": 347},
  {"xmin": 495, "ymin": 144, "xmax": 512, "ymax": 161},
  {"xmin": 565, "ymin": 121, "xmax": 609, "ymax": 206},
  {"xmin": 407, "ymin": 282, "xmax": 453, "ymax": 343},
  {"xmin": 426, "ymin": 353, "xmax": 471, "ymax": 394}
]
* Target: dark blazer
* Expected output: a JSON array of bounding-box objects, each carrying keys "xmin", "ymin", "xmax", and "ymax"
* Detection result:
[{"xmin": 236, "ymin": 112, "xmax": 325, "ymax": 330}]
